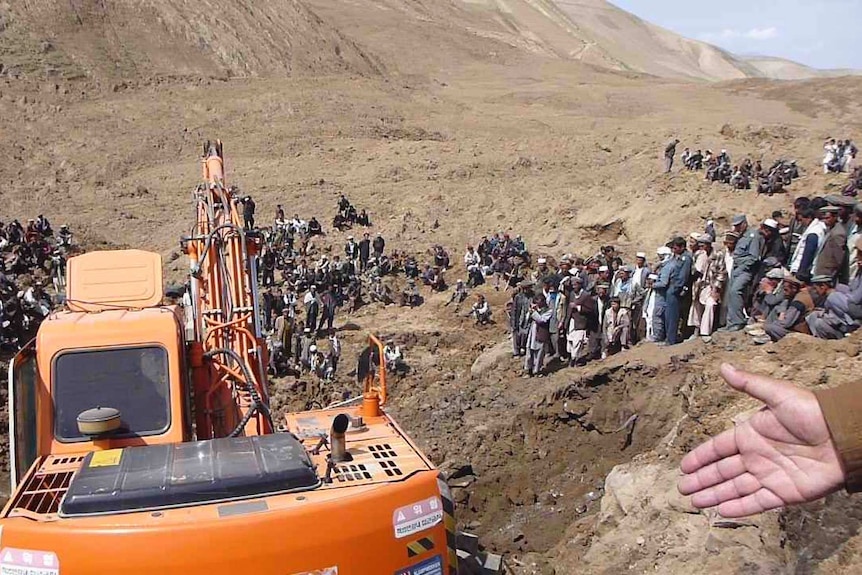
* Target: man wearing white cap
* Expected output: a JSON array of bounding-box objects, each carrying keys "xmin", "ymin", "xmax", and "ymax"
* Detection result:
[
  {"xmin": 643, "ymin": 273, "xmax": 660, "ymax": 341},
  {"xmin": 299, "ymin": 327, "xmax": 314, "ymax": 372},
  {"xmin": 687, "ymin": 234, "xmax": 718, "ymax": 337},
  {"xmin": 597, "ymin": 265, "xmax": 611, "ymax": 286},
  {"xmin": 345, "ymin": 236, "xmax": 359, "ymax": 269},
  {"xmin": 533, "ymin": 257, "xmax": 551, "ymax": 284},
  {"xmin": 464, "ymin": 244, "xmax": 481, "ymax": 273},
  {"xmin": 629, "ymin": 254, "xmax": 650, "ymax": 342},
  {"xmin": 632, "ymin": 252, "xmax": 651, "ymax": 288},
  {"xmin": 445, "ymin": 279, "xmax": 469, "ymax": 307},
  {"xmin": 650, "ymin": 247, "xmax": 673, "ymax": 342},
  {"xmin": 761, "ymin": 218, "xmax": 786, "ymax": 263}
]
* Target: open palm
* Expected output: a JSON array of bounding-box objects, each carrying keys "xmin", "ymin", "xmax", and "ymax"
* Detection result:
[{"xmin": 679, "ymin": 364, "xmax": 845, "ymax": 518}]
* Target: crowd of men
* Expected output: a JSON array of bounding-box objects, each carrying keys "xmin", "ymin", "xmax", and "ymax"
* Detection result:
[
  {"xmin": 333, "ymin": 195, "xmax": 371, "ymax": 231},
  {"xmin": 0, "ymin": 215, "xmax": 73, "ymax": 349},
  {"xmin": 253, "ymin": 160, "xmax": 862, "ymax": 382},
  {"xmin": 258, "ymin": 196, "xmax": 445, "ymax": 380},
  {"xmin": 500, "ymin": 193, "xmax": 862, "ymax": 377},
  {"xmin": 823, "ymin": 138, "xmax": 857, "ymax": 174},
  {"xmin": 667, "ymin": 140, "xmax": 801, "ymax": 195}
]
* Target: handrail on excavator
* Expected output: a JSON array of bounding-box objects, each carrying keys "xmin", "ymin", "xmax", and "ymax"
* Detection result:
[{"xmin": 361, "ymin": 334, "xmax": 387, "ymax": 418}]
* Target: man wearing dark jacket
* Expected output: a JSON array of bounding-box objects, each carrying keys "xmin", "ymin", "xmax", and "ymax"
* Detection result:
[
  {"xmin": 524, "ymin": 295, "xmax": 553, "ymax": 378},
  {"xmin": 242, "ymin": 196, "xmax": 255, "ymax": 231},
  {"xmin": 510, "ymin": 282, "xmax": 533, "ymax": 357},
  {"xmin": 723, "ymin": 215, "xmax": 765, "ymax": 332},
  {"xmin": 358, "ymin": 233, "xmax": 372, "ymax": 272},
  {"xmin": 662, "ymin": 237, "xmax": 688, "ymax": 345},
  {"xmin": 261, "ymin": 289, "xmax": 275, "ymax": 332},
  {"xmin": 814, "ymin": 206, "xmax": 847, "ymax": 282},
  {"xmin": 319, "ymin": 288, "xmax": 338, "ymax": 333},
  {"xmin": 372, "ymin": 233, "xmax": 385, "ymax": 258},
  {"xmin": 565, "ymin": 277, "xmax": 596, "ymax": 366},
  {"xmin": 664, "ymin": 139, "xmax": 679, "ymax": 173}
]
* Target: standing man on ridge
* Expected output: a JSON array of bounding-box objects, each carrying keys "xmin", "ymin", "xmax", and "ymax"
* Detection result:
[{"xmin": 664, "ymin": 138, "xmax": 680, "ymax": 173}]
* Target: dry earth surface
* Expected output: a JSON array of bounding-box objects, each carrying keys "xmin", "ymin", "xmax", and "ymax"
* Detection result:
[{"xmin": 2, "ymin": 1, "xmax": 862, "ymax": 573}]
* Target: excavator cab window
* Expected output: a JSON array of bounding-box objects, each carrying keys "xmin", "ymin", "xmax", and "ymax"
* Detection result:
[
  {"xmin": 9, "ymin": 339, "xmax": 38, "ymax": 487},
  {"xmin": 53, "ymin": 346, "xmax": 171, "ymax": 442}
]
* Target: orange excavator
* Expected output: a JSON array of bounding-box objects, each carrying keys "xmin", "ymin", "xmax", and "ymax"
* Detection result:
[{"xmin": 0, "ymin": 142, "xmax": 463, "ymax": 574}]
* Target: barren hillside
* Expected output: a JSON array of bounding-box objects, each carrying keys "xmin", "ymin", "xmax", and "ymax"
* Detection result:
[
  {"xmin": 553, "ymin": 0, "xmax": 758, "ymax": 80},
  {"xmin": 743, "ymin": 55, "xmax": 862, "ymax": 81},
  {"xmin": 0, "ymin": 0, "xmax": 380, "ymax": 79}
]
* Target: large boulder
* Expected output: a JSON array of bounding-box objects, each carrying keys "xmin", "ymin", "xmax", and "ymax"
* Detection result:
[
  {"xmin": 551, "ymin": 457, "xmax": 792, "ymax": 574},
  {"xmin": 470, "ymin": 339, "xmax": 512, "ymax": 378}
]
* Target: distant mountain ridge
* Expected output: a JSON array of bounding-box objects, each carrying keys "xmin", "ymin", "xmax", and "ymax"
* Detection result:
[
  {"xmin": 1, "ymin": 0, "xmax": 855, "ymax": 82},
  {"xmin": 459, "ymin": 0, "xmax": 856, "ymax": 81}
]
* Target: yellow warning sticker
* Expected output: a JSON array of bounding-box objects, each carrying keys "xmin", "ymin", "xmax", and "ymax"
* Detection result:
[{"xmin": 89, "ymin": 449, "xmax": 123, "ymax": 467}]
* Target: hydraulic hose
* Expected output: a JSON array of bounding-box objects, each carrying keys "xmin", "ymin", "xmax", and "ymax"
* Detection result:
[{"xmin": 203, "ymin": 347, "xmax": 274, "ymax": 437}]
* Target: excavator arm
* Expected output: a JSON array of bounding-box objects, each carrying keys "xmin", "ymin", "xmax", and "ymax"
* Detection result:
[{"xmin": 183, "ymin": 140, "xmax": 273, "ymax": 439}]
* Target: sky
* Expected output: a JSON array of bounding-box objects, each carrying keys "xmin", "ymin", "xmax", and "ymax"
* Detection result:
[{"xmin": 609, "ymin": 1, "xmax": 861, "ymax": 70}]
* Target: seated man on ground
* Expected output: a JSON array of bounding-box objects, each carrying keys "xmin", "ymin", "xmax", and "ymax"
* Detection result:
[
  {"xmin": 471, "ymin": 294, "xmax": 491, "ymax": 325},
  {"xmin": 764, "ymin": 275, "xmax": 817, "ymax": 341},
  {"xmin": 446, "ymin": 279, "xmax": 468, "ymax": 307},
  {"xmin": 383, "ymin": 341, "xmax": 407, "ymax": 375}
]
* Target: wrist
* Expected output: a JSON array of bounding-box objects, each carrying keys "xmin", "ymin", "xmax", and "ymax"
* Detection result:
[{"xmin": 815, "ymin": 385, "xmax": 862, "ymax": 493}]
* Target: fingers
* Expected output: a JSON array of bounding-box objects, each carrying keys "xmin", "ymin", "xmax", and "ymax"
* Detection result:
[
  {"xmin": 716, "ymin": 488, "xmax": 785, "ymax": 518},
  {"xmin": 680, "ymin": 426, "xmax": 739, "ymax": 474},
  {"xmin": 678, "ymin": 454, "xmax": 746, "ymax": 495},
  {"xmin": 690, "ymin": 472, "xmax": 761, "ymax": 508},
  {"xmin": 720, "ymin": 364, "xmax": 797, "ymax": 409}
]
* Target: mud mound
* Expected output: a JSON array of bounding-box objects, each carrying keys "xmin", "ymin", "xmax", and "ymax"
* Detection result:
[{"xmin": 1, "ymin": 0, "xmax": 381, "ymax": 80}]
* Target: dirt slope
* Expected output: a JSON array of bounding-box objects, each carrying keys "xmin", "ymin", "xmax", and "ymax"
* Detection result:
[
  {"xmin": 0, "ymin": 0, "xmax": 381, "ymax": 79},
  {"xmin": 311, "ymin": 0, "xmax": 757, "ymax": 81}
]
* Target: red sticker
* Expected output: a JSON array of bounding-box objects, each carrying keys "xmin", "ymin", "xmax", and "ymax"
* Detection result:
[
  {"xmin": 0, "ymin": 547, "xmax": 60, "ymax": 575},
  {"xmin": 392, "ymin": 497, "xmax": 443, "ymax": 539}
]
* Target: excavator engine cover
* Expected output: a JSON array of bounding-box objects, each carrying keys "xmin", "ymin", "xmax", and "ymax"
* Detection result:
[{"xmin": 61, "ymin": 434, "xmax": 319, "ymax": 516}]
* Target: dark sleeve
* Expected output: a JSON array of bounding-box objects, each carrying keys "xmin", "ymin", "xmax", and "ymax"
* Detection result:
[
  {"xmin": 733, "ymin": 239, "xmax": 757, "ymax": 272},
  {"xmin": 798, "ymin": 234, "xmax": 820, "ymax": 280},
  {"xmin": 815, "ymin": 384, "xmax": 862, "ymax": 493},
  {"xmin": 849, "ymin": 281, "xmax": 862, "ymax": 305},
  {"xmin": 779, "ymin": 306, "xmax": 801, "ymax": 329},
  {"xmin": 680, "ymin": 257, "xmax": 692, "ymax": 284}
]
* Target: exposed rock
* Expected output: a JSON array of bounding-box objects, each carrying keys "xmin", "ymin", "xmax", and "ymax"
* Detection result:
[
  {"xmin": 471, "ymin": 339, "xmax": 512, "ymax": 378},
  {"xmin": 577, "ymin": 460, "xmax": 790, "ymax": 573}
]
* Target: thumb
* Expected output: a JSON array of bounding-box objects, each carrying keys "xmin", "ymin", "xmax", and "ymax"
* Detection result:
[{"xmin": 720, "ymin": 363, "xmax": 796, "ymax": 408}]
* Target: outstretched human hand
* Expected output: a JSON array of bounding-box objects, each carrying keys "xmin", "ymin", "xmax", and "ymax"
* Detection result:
[{"xmin": 678, "ymin": 364, "xmax": 845, "ymax": 517}]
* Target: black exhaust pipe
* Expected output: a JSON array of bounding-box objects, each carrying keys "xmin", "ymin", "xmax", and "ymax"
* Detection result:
[{"xmin": 330, "ymin": 413, "xmax": 353, "ymax": 463}]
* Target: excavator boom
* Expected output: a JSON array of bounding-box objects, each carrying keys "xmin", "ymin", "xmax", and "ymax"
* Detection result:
[{"xmin": 184, "ymin": 140, "xmax": 272, "ymax": 439}]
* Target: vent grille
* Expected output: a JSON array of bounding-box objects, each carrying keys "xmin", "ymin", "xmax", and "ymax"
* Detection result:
[
  {"xmin": 367, "ymin": 443, "xmax": 402, "ymax": 476},
  {"xmin": 368, "ymin": 443, "xmax": 398, "ymax": 459},
  {"xmin": 380, "ymin": 460, "xmax": 403, "ymax": 477},
  {"xmin": 46, "ymin": 455, "xmax": 85, "ymax": 468},
  {"xmin": 12, "ymin": 471, "xmax": 74, "ymax": 515},
  {"xmin": 334, "ymin": 463, "xmax": 373, "ymax": 483}
]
